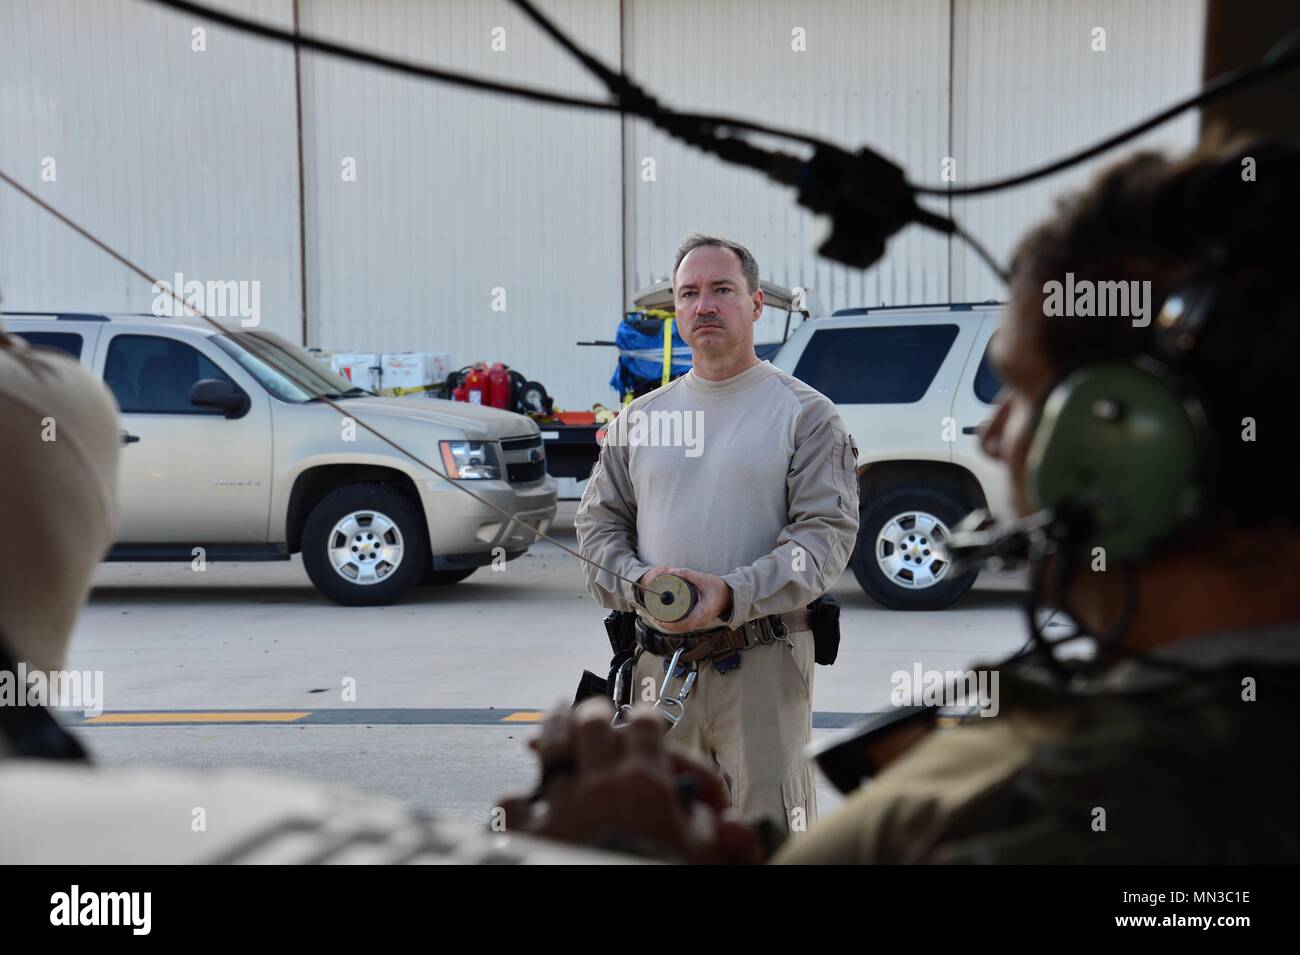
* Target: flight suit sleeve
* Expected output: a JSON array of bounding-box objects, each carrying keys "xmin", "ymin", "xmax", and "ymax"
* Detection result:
[
  {"xmin": 573, "ymin": 426, "xmax": 652, "ymax": 611},
  {"xmin": 720, "ymin": 397, "xmax": 859, "ymax": 625},
  {"xmin": 770, "ymin": 718, "xmax": 1037, "ymax": 864}
]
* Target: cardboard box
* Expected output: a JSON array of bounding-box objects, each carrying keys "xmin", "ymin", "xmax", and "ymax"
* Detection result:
[
  {"xmin": 379, "ymin": 352, "xmax": 453, "ymax": 395},
  {"xmin": 329, "ymin": 353, "xmax": 381, "ymax": 392},
  {"xmin": 427, "ymin": 351, "xmax": 452, "ymax": 383},
  {"xmin": 306, "ymin": 349, "xmax": 335, "ymax": 371}
]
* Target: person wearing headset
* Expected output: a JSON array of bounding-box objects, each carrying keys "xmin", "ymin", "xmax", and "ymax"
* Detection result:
[{"xmin": 496, "ymin": 135, "xmax": 1300, "ymax": 864}]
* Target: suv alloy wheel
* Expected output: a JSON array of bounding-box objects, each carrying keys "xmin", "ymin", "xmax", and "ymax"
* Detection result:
[
  {"xmin": 851, "ymin": 484, "xmax": 979, "ymax": 610},
  {"xmin": 302, "ymin": 483, "xmax": 429, "ymax": 606}
]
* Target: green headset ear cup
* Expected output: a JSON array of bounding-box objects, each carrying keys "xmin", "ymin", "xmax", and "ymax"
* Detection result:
[{"xmin": 1026, "ymin": 361, "xmax": 1207, "ymax": 563}]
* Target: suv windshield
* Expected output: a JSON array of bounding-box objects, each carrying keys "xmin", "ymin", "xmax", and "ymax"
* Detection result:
[{"xmin": 213, "ymin": 332, "xmax": 370, "ymax": 403}]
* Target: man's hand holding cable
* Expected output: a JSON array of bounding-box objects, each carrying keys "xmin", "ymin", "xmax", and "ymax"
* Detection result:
[{"xmin": 649, "ymin": 567, "xmax": 733, "ymax": 634}]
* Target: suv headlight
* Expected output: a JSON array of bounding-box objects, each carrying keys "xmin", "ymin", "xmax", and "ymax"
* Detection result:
[{"xmin": 439, "ymin": 440, "xmax": 500, "ymax": 480}]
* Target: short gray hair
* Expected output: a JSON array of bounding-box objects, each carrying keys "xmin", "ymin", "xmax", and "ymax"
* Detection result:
[{"xmin": 672, "ymin": 233, "xmax": 759, "ymax": 294}]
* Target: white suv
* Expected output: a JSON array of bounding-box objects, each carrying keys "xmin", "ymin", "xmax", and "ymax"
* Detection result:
[
  {"xmin": 773, "ymin": 303, "xmax": 1011, "ymax": 610},
  {"xmin": 5, "ymin": 312, "xmax": 557, "ymax": 606}
]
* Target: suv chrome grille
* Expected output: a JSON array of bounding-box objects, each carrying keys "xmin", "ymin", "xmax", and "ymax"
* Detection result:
[
  {"xmin": 499, "ymin": 435, "xmax": 546, "ymax": 484},
  {"xmin": 500, "ymin": 435, "xmax": 543, "ymax": 452}
]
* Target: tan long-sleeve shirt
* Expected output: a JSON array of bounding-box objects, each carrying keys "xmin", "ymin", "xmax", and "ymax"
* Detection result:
[{"xmin": 574, "ymin": 360, "xmax": 859, "ymax": 628}]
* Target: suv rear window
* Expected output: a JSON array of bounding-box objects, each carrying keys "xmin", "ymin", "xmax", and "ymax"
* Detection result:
[
  {"xmin": 973, "ymin": 343, "xmax": 1002, "ymax": 404},
  {"xmin": 12, "ymin": 331, "xmax": 83, "ymax": 359},
  {"xmin": 793, "ymin": 325, "xmax": 959, "ymax": 403}
]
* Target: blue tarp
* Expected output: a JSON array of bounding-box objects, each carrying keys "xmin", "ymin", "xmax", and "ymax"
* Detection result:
[
  {"xmin": 606, "ymin": 313, "xmax": 785, "ymax": 399},
  {"xmin": 608, "ymin": 313, "xmax": 692, "ymax": 398}
]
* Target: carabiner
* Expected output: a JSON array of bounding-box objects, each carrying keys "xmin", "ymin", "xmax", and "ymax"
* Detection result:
[
  {"xmin": 611, "ymin": 656, "xmax": 635, "ymax": 707},
  {"xmin": 656, "ymin": 647, "xmax": 684, "ymax": 698},
  {"xmin": 652, "ymin": 649, "xmax": 697, "ymax": 728}
]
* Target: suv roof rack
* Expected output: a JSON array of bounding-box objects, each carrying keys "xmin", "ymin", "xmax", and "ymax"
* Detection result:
[
  {"xmin": 830, "ymin": 301, "xmax": 1002, "ymax": 317},
  {"xmin": 4, "ymin": 312, "xmax": 210, "ymax": 323},
  {"xmin": 3, "ymin": 311, "xmax": 112, "ymax": 322}
]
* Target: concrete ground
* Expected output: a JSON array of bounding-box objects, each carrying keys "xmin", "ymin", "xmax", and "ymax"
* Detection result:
[{"xmin": 67, "ymin": 502, "xmax": 1034, "ymax": 827}]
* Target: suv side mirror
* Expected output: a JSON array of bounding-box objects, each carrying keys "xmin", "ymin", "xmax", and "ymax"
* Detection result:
[{"xmin": 190, "ymin": 378, "xmax": 250, "ymax": 418}]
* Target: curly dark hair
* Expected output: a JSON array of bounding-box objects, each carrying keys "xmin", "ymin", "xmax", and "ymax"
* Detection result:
[{"xmin": 1008, "ymin": 134, "xmax": 1300, "ymax": 528}]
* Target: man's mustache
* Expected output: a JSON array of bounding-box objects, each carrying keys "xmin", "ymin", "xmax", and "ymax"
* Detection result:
[{"xmin": 693, "ymin": 319, "xmax": 725, "ymax": 329}]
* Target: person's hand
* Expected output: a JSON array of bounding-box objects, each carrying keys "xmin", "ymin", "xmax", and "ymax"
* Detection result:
[
  {"xmin": 652, "ymin": 567, "xmax": 733, "ymax": 634},
  {"xmin": 495, "ymin": 699, "xmax": 762, "ymax": 864}
]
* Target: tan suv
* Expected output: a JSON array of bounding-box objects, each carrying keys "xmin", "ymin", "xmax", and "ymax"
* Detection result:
[{"xmin": 5, "ymin": 312, "xmax": 557, "ymax": 606}]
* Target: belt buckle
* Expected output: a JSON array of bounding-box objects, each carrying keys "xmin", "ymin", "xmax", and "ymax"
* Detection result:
[{"xmin": 742, "ymin": 619, "xmax": 772, "ymax": 649}]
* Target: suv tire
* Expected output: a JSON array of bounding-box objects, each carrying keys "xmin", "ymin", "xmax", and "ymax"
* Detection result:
[
  {"xmin": 851, "ymin": 484, "xmax": 978, "ymax": 611},
  {"xmin": 302, "ymin": 483, "xmax": 429, "ymax": 606}
]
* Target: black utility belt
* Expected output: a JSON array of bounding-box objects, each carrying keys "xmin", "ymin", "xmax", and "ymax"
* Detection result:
[
  {"xmin": 636, "ymin": 594, "xmax": 842, "ymax": 667},
  {"xmin": 635, "ymin": 616, "xmax": 784, "ymax": 663}
]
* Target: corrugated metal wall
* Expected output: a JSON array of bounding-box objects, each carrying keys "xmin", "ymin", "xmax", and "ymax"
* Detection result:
[
  {"xmin": 297, "ymin": 0, "xmax": 623, "ymax": 409},
  {"xmin": 1, "ymin": 0, "xmax": 1205, "ymax": 408},
  {"xmin": 947, "ymin": 0, "xmax": 1206, "ymax": 303},
  {"xmin": 622, "ymin": 0, "xmax": 953, "ymax": 344},
  {"xmin": 0, "ymin": 0, "xmax": 303, "ymax": 341}
]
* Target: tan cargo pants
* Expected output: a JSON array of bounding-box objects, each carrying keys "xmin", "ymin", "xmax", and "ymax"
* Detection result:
[{"xmin": 629, "ymin": 628, "xmax": 817, "ymax": 836}]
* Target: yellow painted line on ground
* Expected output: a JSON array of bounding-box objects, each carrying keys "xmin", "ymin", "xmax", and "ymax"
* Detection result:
[
  {"xmin": 83, "ymin": 711, "xmax": 312, "ymax": 725},
  {"xmin": 500, "ymin": 711, "xmax": 544, "ymax": 723}
]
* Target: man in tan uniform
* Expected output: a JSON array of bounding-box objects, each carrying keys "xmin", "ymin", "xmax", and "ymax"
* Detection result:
[{"xmin": 575, "ymin": 234, "xmax": 859, "ymax": 833}]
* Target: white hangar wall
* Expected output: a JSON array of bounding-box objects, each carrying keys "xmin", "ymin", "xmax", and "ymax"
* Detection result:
[
  {"xmin": 946, "ymin": 0, "xmax": 1205, "ymax": 303},
  {"xmin": 1, "ymin": 0, "xmax": 1204, "ymax": 409},
  {"xmin": 623, "ymin": 0, "xmax": 1204, "ymax": 335},
  {"xmin": 296, "ymin": 0, "xmax": 625, "ymax": 409},
  {"xmin": 0, "ymin": 0, "xmax": 304, "ymax": 342}
]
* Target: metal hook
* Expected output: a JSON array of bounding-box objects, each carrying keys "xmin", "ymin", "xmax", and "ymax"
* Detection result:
[
  {"xmin": 652, "ymin": 651, "xmax": 697, "ymax": 727},
  {"xmin": 658, "ymin": 647, "xmax": 686, "ymax": 700},
  {"xmin": 611, "ymin": 648, "xmax": 699, "ymax": 729},
  {"xmin": 653, "ymin": 696, "xmax": 685, "ymax": 726},
  {"xmin": 611, "ymin": 656, "xmax": 634, "ymax": 708}
]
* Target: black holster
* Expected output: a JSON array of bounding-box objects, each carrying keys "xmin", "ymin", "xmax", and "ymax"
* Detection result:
[
  {"xmin": 808, "ymin": 594, "xmax": 842, "ymax": 666},
  {"xmin": 604, "ymin": 609, "xmax": 639, "ymax": 702},
  {"xmin": 574, "ymin": 610, "xmax": 640, "ymax": 707}
]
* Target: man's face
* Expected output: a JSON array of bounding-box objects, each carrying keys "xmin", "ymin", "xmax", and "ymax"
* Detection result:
[
  {"xmin": 673, "ymin": 246, "xmax": 762, "ymax": 357},
  {"xmin": 979, "ymin": 290, "xmax": 1058, "ymax": 518}
]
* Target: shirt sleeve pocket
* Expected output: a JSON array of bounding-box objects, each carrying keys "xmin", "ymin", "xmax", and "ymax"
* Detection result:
[{"xmin": 830, "ymin": 429, "xmax": 859, "ymax": 517}]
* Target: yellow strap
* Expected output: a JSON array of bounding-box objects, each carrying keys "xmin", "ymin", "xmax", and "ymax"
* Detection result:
[{"xmin": 662, "ymin": 316, "xmax": 673, "ymax": 386}]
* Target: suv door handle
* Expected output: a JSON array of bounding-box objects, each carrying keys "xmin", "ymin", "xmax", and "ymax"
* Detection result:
[
  {"xmin": 961, "ymin": 425, "xmax": 981, "ymax": 435},
  {"xmin": 120, "ymin": 430, "xmax": 140, "ymax": 445}
]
